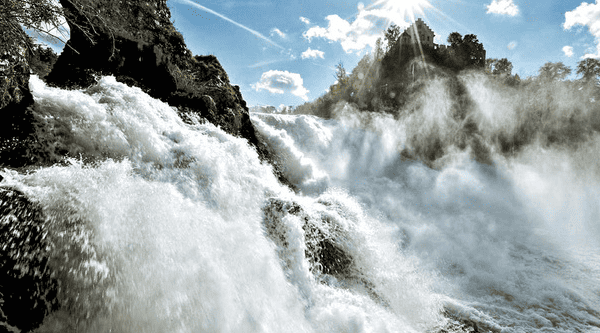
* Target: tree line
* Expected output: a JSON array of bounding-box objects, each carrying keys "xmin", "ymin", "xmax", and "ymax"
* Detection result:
[
  {"xmin": 294, "ymin": 24, "xmax": 600, "ymax": 118},
  {"xmin": 486, "ymin": 57, "xmax": 600, "ymax": 83}
]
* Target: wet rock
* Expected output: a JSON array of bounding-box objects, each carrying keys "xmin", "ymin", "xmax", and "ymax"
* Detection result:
[
  {"xmin": 263, "ymin": 198, "xmax": 355, "ymax": 277},
  {"xmin": 46, "ymin": 1, "xmax": 256, "ymax": 146},
  {"xmin": 263, "ymin": 197, "xmax": 388, "ymax": 306},
  {"xmin": 0, "ymin": 187, "xmax": 59, "ymax": 332},
  {"xmin": 0, "ymin": 20, "xmax": 40, "ymax": 168},
  {"xmin": 42, "ymin": 0, "xmax": 291, "ymax": 188}
]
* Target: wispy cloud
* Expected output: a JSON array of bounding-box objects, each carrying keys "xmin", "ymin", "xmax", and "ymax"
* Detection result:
[
  {"xmin": 248, "ymin": 59, "xmax": 286, "ymax": 68},
  {"xmin": 486, "ymin": 0, "xmax": 519, "ymax": 16},
  {"xmin": 564, "ymin": 2, "xmax": 600, "ymax": 58},
  {"xmin": 270, "ymin": 28, "xmax": 286, "ymax": 38},
  {"xmin": 301, "ymin": 48, "xmax": 325, "ymax": 59},
  {"xmin": 252, "ymin": 70, "xmax": 309, "ymax": 101},
  {"xmin": 507, "ymin": 41, "xmax": 517, "ymax": 50},
  {"xmin": 300, "ymin": 17, "xmax": 311, "ymax": 25},
  {"xmin": 562, "ymin": 46, "xmax": 574, "ymax": 57},
  {"xmin": 176, "ymin": 0, "xmax": 284, "ymax": 50},
  {"xmin": 221, "ymin": 1, "xmax": 270, "ymax": 9}
]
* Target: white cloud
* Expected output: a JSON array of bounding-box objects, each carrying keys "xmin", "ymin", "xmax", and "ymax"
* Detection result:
[
  {"xmin": 252, "ymin": 70, "xmax": 309, "ymax": 101},
  {"xmin": 302, "ymin": 12, "xmax": 385, "ymax": 53},
  {"xmin": 486, "ymin": 0, "xmax": 519, "ymax": 16},
  {"xmin": 300, "ymin": 17, "xmax": 310, "ymax": 25},
  {"xmin": 301, "ymin": 47, "xmax": 325, "ymax": 59},
  {"xmin": 301, "ymin": 0, "xmax": 442, "ymax": 53},
  {"xmin": 300, "ymin": 0, "xmax": 441, "ymax": 53},
  {"xmin": 563, "ymin": 45, "xmax": 574, "ymax": 57},
  {"xmin": 270, "ymin": 28, "xmax": 286, "ymax": 38},
  {"xmin": 507, "ymin": 41, "xmax": 517, "ymax": 50},
  {"xmin": 564, "ymin": 1, "xmax": 600, "ymax": 58}
]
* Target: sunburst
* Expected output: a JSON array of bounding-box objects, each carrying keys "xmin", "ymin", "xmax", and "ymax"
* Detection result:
[{"xmin": 369, "ymin": 0, "xmax": 433, "ymax": 25}]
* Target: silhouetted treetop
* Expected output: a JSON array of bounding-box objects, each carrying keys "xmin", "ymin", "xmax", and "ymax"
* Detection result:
[
  {"xmin": 384, "ymin": 24, "xmax": 401, "ymax": 51},
  {"xmin": 538, "ymin": 62, "xmax": 571, "ymax": 81},
  {"xmin": 447, "ymin": 32, "xmax": 463, "ymax": 46},
  {"xmin": 487, "ymin": 58, "xmax": 513, "ymax": 76},
  {"xmin": 577, "ymin": 58, "xmax": 600, "ymax": 82}
]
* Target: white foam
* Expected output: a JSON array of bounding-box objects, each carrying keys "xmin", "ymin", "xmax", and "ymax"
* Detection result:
[
  {"xmin": 0, "ymin": 76, "xmax": 446, "ymax": 332},
  {"xmin": 252, "ymin": 76, "xmax": 600, "ymax": 332}
]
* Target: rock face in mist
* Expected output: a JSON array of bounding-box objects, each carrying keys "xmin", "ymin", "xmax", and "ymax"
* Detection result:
[
  {"xmin": 44, "ymin": 0, "xmax": 265, "ymax": 159},
  {"xmin": 0, "ymin": 188, "xmax": 59, "ymax": 332},
  {"xmin": 262, "ymin": 197, "xmax": 388, "ymax": 306}
]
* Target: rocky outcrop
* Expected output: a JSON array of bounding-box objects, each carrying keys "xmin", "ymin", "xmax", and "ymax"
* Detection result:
[
  {"xmin": 41, "ymin": 0, "xmax": 294, "ymax": 185},
  {"xmin": 45, "ymin": 0, "xmax": 265, "ymax": 157},
  {"xmin": 0, "ymin": 1, "xmax": 292, "ymax": 187},
  {"xmin": 262, "ymin": 197, "xmax": 388, "ymax": 307}
]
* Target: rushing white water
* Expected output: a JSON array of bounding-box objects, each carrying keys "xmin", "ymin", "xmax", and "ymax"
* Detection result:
[{"xmin": 1, "ymin": 74, "xmax": 599, "ymax": 332}]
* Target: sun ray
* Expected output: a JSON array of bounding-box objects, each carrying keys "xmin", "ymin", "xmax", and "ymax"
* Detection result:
[
  {"xmin": 361, "ymin": 0, "xmax": 434, "ymax": 78},
  {"xmin": 366, "ymin": 0, "xmax": 433, "ymax": 26}
]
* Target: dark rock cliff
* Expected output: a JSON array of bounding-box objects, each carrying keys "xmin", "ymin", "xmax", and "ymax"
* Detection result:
[
  {"xmin": 0, "ymin": 1, "xmax": 294, "ymax": 331},
  {"xmin": 0, "ymin": 0, "xmax": 290, "ymax": 185},
  {"xmin": 0, "ymin": 19, "xmax": 39, "ymax": 168},
  {"xmin": 45, "ymin": 0, "xmax": 264, "ymax": 157}
]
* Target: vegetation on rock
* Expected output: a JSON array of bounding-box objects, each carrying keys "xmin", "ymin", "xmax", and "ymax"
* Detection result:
[{"xmin": 292, "ymin": 22, "xmax": 600, "ymax": 168}]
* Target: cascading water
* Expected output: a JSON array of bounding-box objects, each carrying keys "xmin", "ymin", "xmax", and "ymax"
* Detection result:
[{"xmin": 0, "ymin": 72, "xmax": 599, "ymax": 332}]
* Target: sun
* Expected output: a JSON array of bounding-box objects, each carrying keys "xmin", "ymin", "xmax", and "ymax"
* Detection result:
[{"xmin": 369, "ymin": 0, "xmax": 433, "ymax": 25}]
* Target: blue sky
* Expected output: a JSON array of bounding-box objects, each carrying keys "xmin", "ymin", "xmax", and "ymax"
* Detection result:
[
  {"xmin": 38, "ymin": 0, "xmax": 600, "ymax": 107},
  {"xmin": 164, "ymin": 0, "xmax": 600, "ymax": 107}
]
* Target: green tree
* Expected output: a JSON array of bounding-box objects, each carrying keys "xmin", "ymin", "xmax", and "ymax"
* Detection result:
[
  {"xmin": 485, "ymin": 58, "xmax": 497, "ymax": 74},
  {"xmin": 374, "ymin": 37, "xmax": 384, "ymax": 61},
  {"xmin": 29, "ymin": 44, "xmax": 58, "ymax": 80},
  {"xmin": 462, "ymin": 34, "xmax": 485, "ymax": 67},
  {"xmin": 576, "ymin": 58, "xmax": 600, "ymax": 82},
  {"xmin": 334, "ymin": 61, "xmax": 347, "ymax": 84},
  {"xmin": 493, "ymin": 58, "xmax": 513, "ymax": 76},
  {"xmin": 0, "ymin": 0, "xmax": 74, "ymax": 49},
  {"xmin": 329, "ymin": 61, "xmax": 351, "ymax": 102},
  {"xmin": 0, "ymin": 0, "xmax": 94, "ymax": 108},
  {"xmin": 538, "ymin": 62, "xmax": 572, "ymax": 81},
  {"xmin": 384, "ymin": 24, "xmax": 402, "ymax": 51},
  {"xmin": 447, "ymin": 32, "xmax": 463, "ymax": 46}
]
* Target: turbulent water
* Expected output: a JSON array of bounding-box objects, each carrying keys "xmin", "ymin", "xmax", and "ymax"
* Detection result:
[{"xmin": 1, "ymin": 74, "xmax": 600, "ymax": 332}]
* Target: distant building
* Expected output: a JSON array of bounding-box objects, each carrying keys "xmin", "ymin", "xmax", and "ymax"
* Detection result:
[
  {"xmin": 397, "ymin": 18, "xmax": 485, "ymax": 68},
  {"xmin": 399, "ymin": 18, "xmax": 436, "ymax": 48}
]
